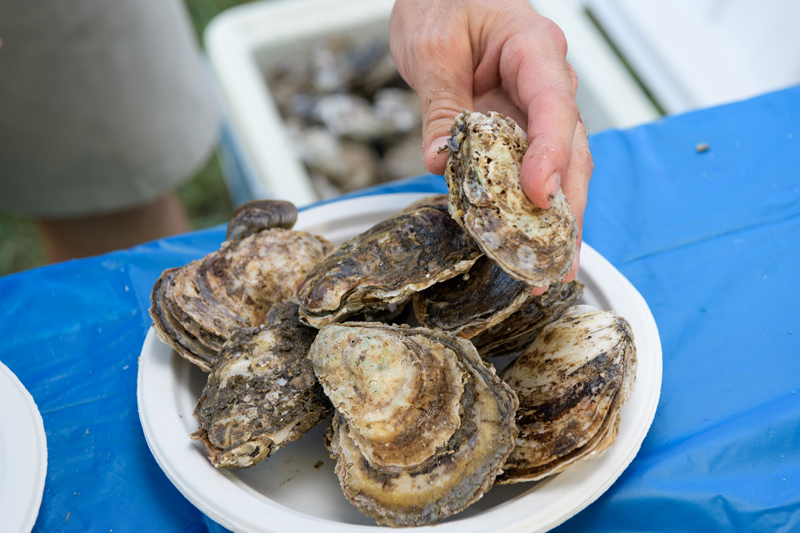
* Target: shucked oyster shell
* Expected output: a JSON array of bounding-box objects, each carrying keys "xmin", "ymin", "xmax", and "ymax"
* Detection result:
[
  {"xmin": 192, "ymin": 302, "xmax": 332, "ymax": 469},
  {"xmin": 472, "ymin": 280, "xmax": 585, "ymax": 358},
  {"xmin": 413, "ymin": 256, "xmax": 533, "ymax": 339},
  {"xmin": 309, "ymin": 323, "xmax": 518, "ymax": 527},
  {"xmin": 297, "ymin": 205, "xmax": 482, "ymax": 327},
  {"xmin": 150, "ymin": 200, "xmax": 333, "ymax": 371},
  {"xmin": 497, "ymin": 305, "xmax": 637, "ymax": 483},
  {"xmin": 444, "ymin": 111, "xmax": 578, "ymax": 286}
]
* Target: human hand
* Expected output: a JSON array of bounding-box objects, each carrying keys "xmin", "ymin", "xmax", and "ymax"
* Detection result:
[{"xmin": 389, "ymin": 0, "xmax": 592, "ymax": 289}]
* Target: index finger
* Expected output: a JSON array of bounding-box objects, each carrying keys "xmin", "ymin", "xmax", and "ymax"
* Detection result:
[{"xmin": 500, "ymin": 20, "xmax": 580, "ymax": 209}]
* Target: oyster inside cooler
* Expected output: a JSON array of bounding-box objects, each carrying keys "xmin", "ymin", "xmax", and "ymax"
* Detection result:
[{"xmin": 267, "ymin": 37, "xmax": 428, "ymax": 199}]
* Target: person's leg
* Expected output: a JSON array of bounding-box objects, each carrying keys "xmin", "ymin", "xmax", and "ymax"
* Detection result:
[
  {"xmin": 0, "ymin": 0, "xmax": 220, "ymax": 263},
  {"xmin": 36, "ymin": 190, "xmax": 191, "ymax": 263}
]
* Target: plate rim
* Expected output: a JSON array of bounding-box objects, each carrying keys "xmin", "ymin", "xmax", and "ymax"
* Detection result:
[
  {"xmin": 138, "ymin": 191, "xmax": 662, "ymax": 533},
  {"xmin": 0, "ymin": 361, "xmax": 48, "ymax": 533}
]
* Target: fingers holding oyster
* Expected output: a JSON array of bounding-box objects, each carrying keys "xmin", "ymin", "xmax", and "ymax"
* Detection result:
[{"xmin": 390, "ymin": 0, "xmax": 592, "ymax": 292}]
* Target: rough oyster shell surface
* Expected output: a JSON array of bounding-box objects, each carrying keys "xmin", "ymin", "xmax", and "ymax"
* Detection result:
[
  {"xmin": 192, "ymin": 302, "xmax": 332, "ymax": 469},
  {"xmin": 445, "ymin": 111, "xmax": 578, "ymax": 286},
  {"xmin": 472, "ymin": 280, "xmax": 585, "ymax": 358},
  {"xmin": 308, "ymin": 322, "xmax": 518, "ymax": 527},
  {"xmin": 203, "ymin": 229, "xmax": 333, "ymax": 326},
  {"xmin": 150, "ymin": 227, "xmax": 333, "ymax": 371},
  {"xmin": 297, "ymin": 205, "xmax": 482, "ymax": 327},
  {"xmin": 498, "ymin": 305, "xmax": 637, "ymax": 483},
  {"xmin": 226, "ymin": 199, "xmax": 298, "ymax": 242},
  {"xmin": 413, "ymin": 256, "xmax": 533, "ymax": 339},
  {"xmin": 150, "ymin": 267, "xmax": 221, "ymax": 370},
  {"xmin": 166, "ymin": 259, "xmax": 243, "ymax": 351}
]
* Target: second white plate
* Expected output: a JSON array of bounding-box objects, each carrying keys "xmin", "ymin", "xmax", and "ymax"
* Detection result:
[
  {"xmin": 0, "ymin": 362, "xmax": 48, "ymax": 533},
  {"xmin": 138, "ymin": 192, "xmax": 662, "ymax": 533}
]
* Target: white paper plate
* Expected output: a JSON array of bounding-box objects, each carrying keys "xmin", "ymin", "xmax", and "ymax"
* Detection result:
[
  {"xmin": 138, "ymin": 192, "xmax": 662, "ymax": 533},
  {"xmin": 0, "ymin": 362, "xmax": 48, "ymax": 533}
]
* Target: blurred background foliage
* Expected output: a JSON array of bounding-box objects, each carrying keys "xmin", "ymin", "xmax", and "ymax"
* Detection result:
[{"xmin": 0, "ymin": 0, "xmax": 253, "ymax": 277}]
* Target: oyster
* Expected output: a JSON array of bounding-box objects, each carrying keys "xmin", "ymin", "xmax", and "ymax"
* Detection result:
[
  {"xmin": 497, "ymin": 305, "xmax": 637, "ymax": 483},
  {"xmin": 288, "ymin": 124, "xmax": 380, "ymax": 193},
  {"xmin": 150, "ymin": 267, "xmax": 221, "ymax": 365},
  {"xmin": 267, "ymin": 35, "xmax": 426, "ymax": 195},
  {"xmin": 413, "ymin": 256, "xmax": 533, "ymax": 339},
  {"xmin": 309, "ymin": 322, "xmax": 518, "ymax": 527},
  {"xmin": 226, "ymin": 199, "xmax": 297, "ymax": 241},
  {"xmin": 192, "ymin": 302, "xmax": 332, "ymax": 469},
  {"xmin": 150, "ymin": 200, "xmax": 333, "ymax": 371},
  {"xmin": 472, "ymin": 280, "xmax": 585, "ymax": 358},
  {"xmin": 297, "ymin": 205, "xmax": 482, "ymax": 327},
  {"xmin": 444, "ymin": 111, "xmax": 578, "ymax": 286}
]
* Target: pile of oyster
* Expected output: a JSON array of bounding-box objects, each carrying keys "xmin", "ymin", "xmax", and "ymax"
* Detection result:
[
  {"xmin": 267, "ymin": 37, "xmax": 427, "ymax": 198},
  {"xmin": 149, "ymin": 111, "xmax": 637, "ymax": 527}
]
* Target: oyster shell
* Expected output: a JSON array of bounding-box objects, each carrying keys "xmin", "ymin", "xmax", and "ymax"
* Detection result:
[
  {"xmin": 444, "ymin": 111, "xmax": 578, "ymax": 286},
  {"xmin": 288, "ymin": 123, "xmax": 380, "ymax": 194},
  {"xmin": 347, "ymin": 297, "xmax": 412, "ymax": 325},
  {"xmin": 309, "ymin": 322, "xmax": 518, "ymax": 527},
  {"xmin": 150, "ymin": 267, "xmax": 221, "ymax": 366},
  {"xmin": 472, "ymin": 280, "xmax": 585, "ymax": 358},
  {"xmin": 297, "ymin": 205, "xmax": 482, "ymax": 327},
  {"xmin": 192, "ymin": 302, "xmax": 332, "ymax": 469},
  {"xmin": 150, "ymin": 200, "xmax": 333, "ymax": 371},
  {"xmin": 310, "ymin": 89, "xmax": 419, "ymax": 142},
  {"xmin": 226, "ymin": 199, "xmax": 297, "ymax": 242},
  {"xmin": 413, "ymin": 256, "xmax": 533, "ymax": 339},
  {"xmin": 497, "ymin": 305, "xmax": 637, "ymax": 483}
]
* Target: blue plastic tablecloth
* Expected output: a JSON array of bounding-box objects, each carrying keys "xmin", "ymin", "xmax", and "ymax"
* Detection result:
[{"xmin": 1, "ymin": 86, "xmax": 799, "ymax": 532}]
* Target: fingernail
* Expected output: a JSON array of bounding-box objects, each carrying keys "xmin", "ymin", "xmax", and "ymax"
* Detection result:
[
  {"xmin": 545, "ymin": 171, "xmax": 561, "ymax": 201},
  {"xmin": 425, "ymin": 136, "xmax": 451, "ymax": 160},
  {"xmin": 563, "ymin": 256, "xmax": 580, "ymax": 282},
  {"xmin": 566, "ymin": 264, "xmax": 578, "ymax": 282},
  {"xmin": 530, "ymin": 285, "xmax": 548, "ymax": 296}
]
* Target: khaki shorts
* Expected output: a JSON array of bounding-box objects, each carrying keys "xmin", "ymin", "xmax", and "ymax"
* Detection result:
[{"xmin": 0, "ymin": 0, "xmax": 221, "ymax": 217}]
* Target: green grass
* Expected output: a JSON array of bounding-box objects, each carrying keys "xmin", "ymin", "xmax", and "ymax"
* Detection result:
[
  {"xmin": 179, "ymin": 153, "xmax": 236, "ymax": 230},
  {"xmin": 0, "ymin": 0, "xmax": 249, "ymax": 277},
  {"xmin": 0, "ymin": 214, "xmax": 46, "ymax": 276},
  {"xmin": 183, "ymin": 0, "xmax": 254, "ymax": 42}
]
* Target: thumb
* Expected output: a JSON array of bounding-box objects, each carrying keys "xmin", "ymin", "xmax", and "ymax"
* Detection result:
[
  {"xmin": 418, "ymin": 81, "xmax": 474, "ymax": 176},
  {"xmin": 389, "ymin": 1, "xmax": 478, "ymax": 175},
  {"xmin": 391, "ymin": 30, "xmax": 474, "ymax": 175}
]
